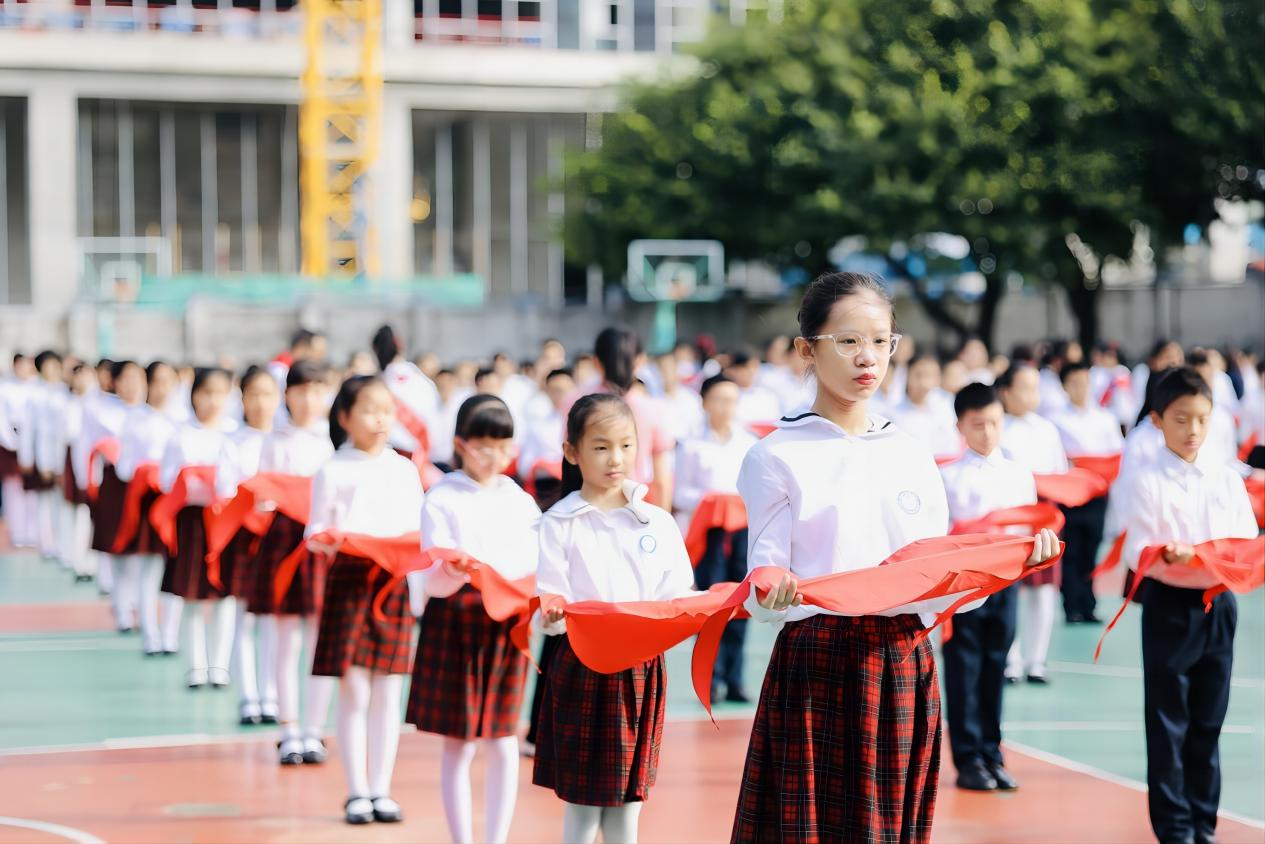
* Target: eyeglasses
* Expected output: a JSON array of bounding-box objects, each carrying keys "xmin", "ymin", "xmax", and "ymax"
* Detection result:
[{"xmin": 804, "ymin": 331, "xmax": 903, "ymax": 358}]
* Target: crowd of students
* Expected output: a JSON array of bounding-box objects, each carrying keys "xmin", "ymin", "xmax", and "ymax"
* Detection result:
[{"xmin": 1, "ymin": 273, "xmax": 1261, "ymax": 844}]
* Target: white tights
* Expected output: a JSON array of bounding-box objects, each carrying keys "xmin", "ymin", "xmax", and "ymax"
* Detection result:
[
  {"xmin": 233, "ymin": 606, "xmax": 277, "ymax": 708},
  {"xmin": 562, "ymin": 802, "xmax": 643, "ymax": 844},
  {"xmin": 1, "ymin": 477, "xmax": 30, "ymax": 547},
  {"xmin": 135, "ymin": 554, "xmax": 182, "ymax": 651},
  {"xmin": 275, "ymin": 614, "xmax": 333, "ymax": 737},
  {"xmin": 62, "ymin": 501, "xmax": 93, "ymax": 575},
  {"xmin": 440, "ymin": 735, "xmax": 519, "ymax": 843},
  {"xmin": 185, "ymin": 598, "xmax": 236, "ymax": 674},
  {"xmin": 337, "ymin": 666, "xmax": 402, "ymax": 799},
  {"xmin": 1008, "ymin": 583, "xmax": 1058, "ymax": 678}
]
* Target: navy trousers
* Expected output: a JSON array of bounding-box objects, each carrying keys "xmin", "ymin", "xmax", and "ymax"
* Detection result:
[
  {"xmin": 942, "ymin": 584, "xmax": 1018, "ymax": 770},
  {"xmin": 695, "ymin": 527, "xmax": 749, "ymax": 694}
]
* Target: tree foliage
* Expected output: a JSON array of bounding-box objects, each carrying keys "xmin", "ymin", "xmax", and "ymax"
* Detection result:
[{"xmin": 565, "ymin": 0, "xmax": 1264, "ymax": 348}]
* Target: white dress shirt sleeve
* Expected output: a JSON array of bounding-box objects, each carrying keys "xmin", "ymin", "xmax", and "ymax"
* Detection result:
[
  {"xmin": 737, "ymin": 448, "xmax": 795, "ymax": 624},
  {"xmin": 534, "ymin": 514, "xmax": 571, "ymax": 634},
  {"xmin": 672, "ymin": 440, "xmax": 705, "ymax": 516}
]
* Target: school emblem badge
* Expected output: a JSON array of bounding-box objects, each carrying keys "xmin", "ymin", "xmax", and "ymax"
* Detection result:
[
  {"xmin": 639, "ymin": 535, "xmax": 658, "ymax": 554},
  {"xmin": 897, "ymin": 490, "xmax": 921, "ymax": 515}
]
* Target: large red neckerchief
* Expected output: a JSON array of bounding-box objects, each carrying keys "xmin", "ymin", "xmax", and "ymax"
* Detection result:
[
  {"xmin": 1099, "ymin": 370, "xmax": 1131, "ymax": 408},
  {"xmin": 275, "ymin": 530, "xmax": 423, "ymax": 608},
  {"xmin": 85, "ymin": 437, "xmax": 121, "ymax": 502},
  {"xmin": 1070, "ymin": 453, "xmax": 1123, "ymax": 486},
  {"xmin": 392, "ymin": 398, "xmax": 432, "ymax": 465},
  {"xmin": 683, "ymin": 493, "xmax": 748, "ymax": 567},
  {"xmin": 950, "ymin": 502, "xmax": 1065, "ymax": 537},
  {"xmin": 111, "ymin": 462, "xmax": 161, "ymax": 553},
  {"xmin": 367, "ymin": 546, "xmax": 535, "ymax": 626},
  {"xmin": 148, "ymin": 466, "xmax": 219, "ymax": 554},
  {"xmin": 204, "ymin": 473, "xmax": 313, "ymax": 565},
  {"xmin": 521, "ymin": 459, "xmax": 563, "ymax": 499},
  {"xmin": 1034, "ymin": 468, "xmax": 1111, "ymax": 508},
  {"xmin": 1246, "ymin": 475, "xmax": 1264, "ymax": 529},
  {"xmin": 519, "ymin": 533, "xmax": 1060, "ymax": 719},
  {"xmin": 1239, "ymin": 433, "xmax": 1258, "ymax": 463},
  {"xmin": 1095, "ymin": 536, "xmax": 1265, "ymax": 661}
]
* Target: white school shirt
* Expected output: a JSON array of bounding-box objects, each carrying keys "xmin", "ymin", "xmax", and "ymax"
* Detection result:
[
  {"xmin": 1120, "ymin": 447, "xmax": 1257, "ymax": 590},
  {"xmin": 383, "ymin": 360, "xmax": 440, "ymax": 455},
  {"xmin": 1038, "ymin": 368, "xmax": 1070, "ymax": 416},
  {"xmin": 30, "ymin": 381, "xmax": 71, "ymax": 474},
  {"xmin": 673, "ymin": 425, "xmax": 759, "ymax": 530},
  {"xmin": 217, "ymin": 425, "xmax": 269, "ymax": 499},
  {"xmin": 0, "ymin": 377, "xmax": 35, "ymax": 455},
  {"xmin": 758, "ymin": 364, "xmax": 806, "ymax": 416},
  {"xmin": 737, "ymin": 412, "xmax": 968, "ymax": 628},
  {"xmin": 1242, "ymin": 387, "xmax": 1265, "ymax": 447},
  {"xmin": 889, "ymin": 396, "xmax": 962, "ymax": 461},
  {"xmin": 428, "ymin": 389, "xmax": 472, "ymax": 466},
  {"xmin": 940, "ymin": 448, "xmax": 1038, "ymax": 533},
  {"xmin": 516, "ymin": 402, "xmax": 565, "ymax": 476},
  {"xmin": 1091, "ymin": 364, "xmax": 1138, "ymax": 429},
  {"xmin": 258, "ymin": 421, "xmax": 334, "ymax": 477},
  {"xmin": 1001, "ymin": 413, "xmax": 1070, "ymax": 475},
  {"xmin": 115, "ymin": 405, "xmax": 178, "ymax": 483},
  {"xmin": 62, "ymin": 394, "xmax": 87, "ymax": 488},
  {"xmin": 736, "ymin": 385, "xmax": 783, "ymax": 426},
  {"xmin": 1051, "ymin": 402, "xmax": 1125, "ymax": 457},
  {"xmin": 413, "ymin": 470, "xmax": 542, "ymax": 599},
  {"xmin": 536, "ymin": 482, "xmax": 695, "ymax": 619},
  {"xmin": 304, "ymin": 446, "xmax": 423, "ymax": 538},
  {"xmin": 661, "ymin": 387, "xmax": 704, "ymax": 443},
  {"xmin": 158, "ymin": 420, "xmax": 239, "ymax": 507}
]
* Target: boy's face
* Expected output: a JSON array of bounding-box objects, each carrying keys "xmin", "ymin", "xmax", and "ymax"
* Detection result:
[
  {"xmin": 958, "ymin": 401, "xmax": 1004, "ymax": 457},
  {"xmin": 1001, "ymin": 368, "xmax": 1040, "ymax": 416},
  {"xmin": 1152, "ymin": 394, "xmax": 1212, "ymax": 463},
  {"xmin": 545, "ymin": 375, "xmax": 575, "ymax": 410},
  {"xmin": 906, "ymin": 359, "xmax": 940, "ymax": 404},
  {"xmin": 703, "ymin": 381, "xmax": 740, "ymax": 430}
]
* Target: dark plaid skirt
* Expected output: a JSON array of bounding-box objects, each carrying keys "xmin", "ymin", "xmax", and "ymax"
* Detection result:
[
  {"xmin": 311, "ymin": 553, "xmax": 413, "ymax": 677},
  {"xmin": 117, "ymin": 490, "xmax": 163, "ymax": 556},
  {"xmin": 61, "ymin": 450, "xmax": 88, "ymax": 506},
  {"xmin": 161, "ymin": 506, "xmax": 225, "ymax": 601},
  {"xmin": 89, "ymin": 466, "xmax": 126, "ymax": 554},
  {"xmin": 1020, "ymin": 559, "xmax": 1060, "ymax": 588},
  {"xmin": 247, "ymin": 513, "xmax": 324, "ymax": 616},
  {"xmin": 0, "ymin": 447, "xmax": 19, "ymax": 480},
  {"xmin": 222, "ymin": 529, "xmax": 259, "ymax": 600},
  {"xmin": 22, "ymin": 470, "xmax": 54, "ymax": 492},
  {"xmin": 731, "ymin": 614, "xmax": 940, "ymax": 844},
  {"xmin": 532, "ymin": 636, "xmax": 666, "ymax": 807},
  {"xmin": 406, "ymin": 585, "xmax": 529, "ymax": 740}
]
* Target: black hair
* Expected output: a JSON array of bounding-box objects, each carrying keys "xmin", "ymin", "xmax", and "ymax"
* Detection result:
[
  {"xmin": 371, "ymin": 325, "xmax": 401, "ymax": 372},
  {"xmin": 953, "ymin": 382, "xmax": 1001, "ymax": 419},
  {"xmin": 994, "ymin": 362, "xmax": 1035, "ymax": 391},
  {"xmin": 145, "ymin": 360, "xmax": 173, "ymax": 384},
  {"xmin": 1152, "ymin": 367, "xmax": 1212, "ymax": 417},
  {"xmin": 12, "ymin": 353, "xmax": 25, "ymax": 365},
  {"xmin": 1135, "ymin": 366, "xmax": 1176, "ymax": 425},
  {"xmin": 1059, "ymin": 360, "xmax": 1092, "ymax": 384},
  {"xmin": 291, "ymin": 328, "xmax": 321, "ymax": 350},
  {"xmin": 286, "ymin": 359, "xmax": 329, "ymax": 389},
  {"xmin": 546, "ymin": 367, "xmax": 574, "ymax": 383},
  {"xmin": 239, "ymin": 364, "xmax": 272, "ymax": 393},
  {"xmin": 728, "ymin": 348, "xmax": 758, "ymax": 369},
  {"xmin": 436, "ymin": 368, "xmax": 455, "ymax": 378},
  {"xmin": 797, "ymin": 272, "xmax": 892, "ymax": 338},
  {"xmin": 110, "ymin": 359, "xmax": 138, "ymax": 381},
  {"xmin": 329, "ymin": 374, "xmax": 386, "ymax": 450},
  {"xmin": 593, "ymin": 326, "xmax": 644, "ymax": 394},
  {"xmin": 34, "ymin": 350, "xmax": 62, "ymax": 371},
  {"xmin": 1186, "ymin": 349, "xmax": 1211, "ymax": 369},
  {"xmin": 1009, "ymin": 344, "xmax": 1035, "ymax": 365},
  {"xmin": 451, "ymin": 394, "xmax": 515, "ymax": 470},
  {"xmin": 96, "ymin": 357, "xmax": 114, "ymax": 370},
  {"xmin": 191, "ymin": 366, "xmax": 231, "ymax": 396},
  {"xmin": 700, "ymin": 373, "xmax": 737, "ymax": 399},
  {"xmin": 474, "ymin": 367, "xmax": 496, "ymax": 384},
  {"xmin": 557, "ymin": 393, "xmax": 636, "ymax": 500},
  {"xmin": 908, "ymin": 352, "xmax": 939, "ymax": 369},
  {"xmin": 70, "ymin": 362, "xmax": 88, "ymax": 376},
  {"xmin": 1147, "ymin": 338, "xmax": 1176, "ymax": 364}
]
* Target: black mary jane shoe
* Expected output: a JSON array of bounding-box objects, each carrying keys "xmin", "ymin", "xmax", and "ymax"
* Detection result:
[
  {"xmin": 987, "ymin": 763, "xmax": 1019, "ymax": 790},
  {"xmin": 371, "ymin": 796, "xmax": 403, "ymax": 823},
  {"xmin": 344, "ymin": 796, "xmax": 374, "ymax": 825}
]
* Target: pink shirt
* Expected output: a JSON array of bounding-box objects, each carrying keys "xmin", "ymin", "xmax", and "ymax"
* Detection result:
[{"xmin": 565, "ymin": 382, "xmax": 675, "ymax": 497}]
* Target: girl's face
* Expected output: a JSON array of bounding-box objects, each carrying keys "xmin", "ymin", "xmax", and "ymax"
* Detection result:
[
  {"xmin": 286, "ymin": 382, "xmax": 330, "ymax": 428},
  {"xmin": 242, "ymin": 376, "xmax": 280, "ymax": 431},
  {"xmin": 905, "ymin": 358, "xmax": 941, "ymax": 404},
  {"xmin": 795, "ymin": 291, "xmax": 894, "ymax": 408},
  {"xmin": 71, "ymin": 368, "xmax": 95, "ymax": 396},
  {"xmin": 115, "ymin": 365, "xmax": 146, "ymax": 405},
  {"xmin": 339, "ymin": 382, "xmax": 395, "ymax": 453},
  {"xmin": 563, "ymin": 410, "xmax": 637, "ymax": 496},
  {"xmin": 702, "ymin": 381, "xmax": 740, "ymax": 431},
  {"xmin": 147, "ymin": 365, "xmax": 178, "ymax": 409},
  {"xmin": 192, "ymin": 374, "xmax": 231, "ymax": 424},
  {"xmin": 456, "ymin": 436, "xmax": 515, "ymax": 485}
]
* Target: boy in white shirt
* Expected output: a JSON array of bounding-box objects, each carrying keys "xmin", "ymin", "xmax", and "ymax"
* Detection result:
[
  {"xmin": 939, "ymin": 383, "xmax": 1037, "ymax": 794},
  {"xmin": 517, "ymin": 368, "xmax": 574, "ymax": 508},
  {"xmin": 1119, "ymin": 367, "xmax": 1257, "ymax": 844},
  {"xmin": 888, "ymin": 353, "xmax": 961, "ymax": 462},
  {"xmin": 673, "ymin": 375, "xmax": 758, "ymax": 702}
]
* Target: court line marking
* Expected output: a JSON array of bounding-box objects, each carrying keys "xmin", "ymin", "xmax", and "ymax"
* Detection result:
[
  {"xmin": 1047, "ymin": 660, "xmax": 1265, "ymax": 690},
  {"xmin": 0, "ymin": 816, "xmax": 105, "ymax": 844},
  {"xmin": 1005, "ymin": 739, "xmax": 1265, "ymax": 830}
]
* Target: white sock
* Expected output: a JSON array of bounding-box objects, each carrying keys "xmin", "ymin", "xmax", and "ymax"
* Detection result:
[
  {"xmin": 69, "ymin": 504, "xmax": 94, "ymax": 576},
  {"xmin": 234, "ymin": 605, "xmax": 259, "ymax": 704},
  {"xmin": 483, "ymin": 736, "xmax": 519, "ymax": 844},
  {"xmin": 96, "ymin": 551, "xmax": 113, "ymax": 593},
  {"xmin": 562, "ymin": 803, "xmax": 601, "ymax": 844},
  {"xmin": 110, "ymin": 556, "xmax": 138, "ymax": 630},
  {"xmin": 275, "ymin": 615, "xmax": 303, "ymax": 724},
  {"xmin": 441, "ymin": 738, "xmax": 477, "ymax": 844},
  {"xmin": 186, "ymin": 600, "xmax": 208, "ymax": 673},
  {"xmin": 1, "ymin": 478, "xmax": 28, "ymax": 545},
  {"xmin": 137, "ymin": 554, "xmax": 163, "ymax": 646},
  {"xmin": 256, "ymin": 614, "xmax": 278, "ymax": 710},
  {"xmin": 367, "ymin": 673, "xmax": 403, "ymax": 798},
  {"xmin": 210, "ymin": 598, "xmax": 236, "ymax": 672},
  {"xmin": 599, "ymin": 803, "xmax": 642, "ymax": 844},
  {"xmin": 1023, "ymin": 584, "xmax": 1057, "ymax": 675},
  {"xmin": 338, "ymin": 667, "xmax": 372, "ymax": 797},
  {"xmin": 37, "ymin": 489, "xmax": 58, "ymax": 558},
  {"xmin": 161, "ymin": 592, "xmax": 184, "ymax": 652},
  {"xmin": 301, "ymin": 617, "xmax": 334, "ymax": 739}
]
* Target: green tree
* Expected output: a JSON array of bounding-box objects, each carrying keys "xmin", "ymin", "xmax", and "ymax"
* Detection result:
[{"xmin": 565, "ymin": 0, "xmax": 1264, "ymax": 349}]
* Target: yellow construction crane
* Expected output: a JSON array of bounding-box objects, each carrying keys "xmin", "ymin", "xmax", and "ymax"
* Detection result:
[{"xmin": 299, "ymin": 0, "xmax": 383, "ymax": 278}]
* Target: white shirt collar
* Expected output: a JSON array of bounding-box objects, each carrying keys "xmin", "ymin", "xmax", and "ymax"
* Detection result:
[
  {"xmin": 1158, "ymin": 445, "xmax": 1209, "ymax": 479},
  {"xmin": 551, "ymin": 480, "xmax": 652, "ymax": 524},
  {"xmin": 776, "ymin": 410, "xmax": 895, "ymax": 438},
  {"xmin": 964, "ymin": 447, "xmax": 1008, "ymax": 467}
]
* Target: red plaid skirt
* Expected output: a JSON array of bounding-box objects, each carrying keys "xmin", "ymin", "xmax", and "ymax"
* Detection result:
[
  {"xmin": 89, "ymin": 466, "xmax": 126, "ymax": 554},
  {"xmin": 61, "ymin": 450, "xmax": 88, "ymax": 506},
  {"xmin": 406, "ymin": 585, "xmax": 529, "ymax": 740},
  {"xmin": 247, "ymin": 513, "xmax": 324, "ymax": 616},
  {"xmin": 161, "ymin": 506, "xmax": 225, "ymax": 601},
  {"xmin": 532, "ymin": 637, "xmax": 666, "ymax": 807},
  {"xmin": 311, "ymin": 553, "xmax": 413, "ymax": 677},
  {"xmin": 1020, "ymin": 559, "xmax": 1060, "ymax": 588},
  {"xmin": 116, "ymin": 490, "xmax": 163, "ymax": 556},
  {"xmin": 731, "ymin": 613, "xmax": 941, "ymax": 844},
  {"xmin": 221, "ymin": 529, "xmax": 259, "ymax": 599},
  {"xmin": 0, "ymin": 447, "xmax": 19, "ymax": 480}
]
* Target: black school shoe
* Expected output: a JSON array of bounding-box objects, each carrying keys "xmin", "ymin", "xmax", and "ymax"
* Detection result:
[
  {"xmin": 371, "ymin": 796, "xmax": 403, "ymax": 823},
  {"xmin": 344, "ymin": 796, "xmax": 374, "ymax": 825},
  {"xmin": 987, "ymin": 763, "xmax": 1019, "ymax": 790},
  {"xmin": 956, "ymin": 760, "xmax": 998, "ymax": 791}
]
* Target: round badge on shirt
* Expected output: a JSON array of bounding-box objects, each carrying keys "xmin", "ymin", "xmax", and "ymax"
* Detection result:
[
  {"xmin": 639, "ymin": 535, "xmax": 657, "ymax": 554},
  {"xmin": 897, "ymin": 490, "xmax": 922, "ymax": 515}
]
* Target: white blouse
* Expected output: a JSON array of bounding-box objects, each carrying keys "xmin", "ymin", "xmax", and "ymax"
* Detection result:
[
  {"xmin": 115, "ymin": 404, "xmax": 177, "ymax": 483},
  {"xmin": 737, "ymin": 412, "xmax": 958, "ymax": 626},
  {"xmin": 30, "ymin": 382, "xmax": 71, "ymax": 474},
  {"xmin": 383, "ymin": 360, "xmax": 440, "ymax": 455},
  {"xmin": 413, "ymin": 470, "xmax": 541, "ymax": 599},
  {"xmin": 217, "ymin": 425, "xmax": 269, "ymax": 499},
  {"xmin": 304, "ymin": 446, "xmax": 424, "ymax": 538},
  {"xmin": 1051, "ymin": 403, "xmax": 1125, "ymax": 457},
  {"xmin": 940, "ymin": 448, "xmax": 1037, "ymax": 531},
  {"xmin": 258, "ymin": 421, "xmax": 334, "ymax": 477},
  {"xmin": 889, "ymin": 395, "xmax": 962, "ymax": 460},
  {"xmin": 536, "ymin": 481, "xmax": 694, "ymax": 620},
  {"xmin": 673, "ymin": 425, "xmax": 759, "ymax": 527},
  {"xmin": 159, "ymin": 419, "xmax": 239, "ymax": 505},
  {"xmin": 1001, "ymin": 412, "xmax": 1070, "ymax": 475}
]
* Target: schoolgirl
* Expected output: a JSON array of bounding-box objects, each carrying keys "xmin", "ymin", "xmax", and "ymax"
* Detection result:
[{"xmin": 60, "ymin": 363, "xmax": 99, "ymax": 581}]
